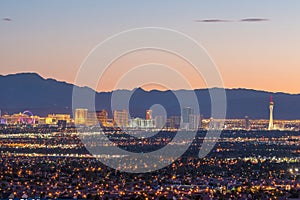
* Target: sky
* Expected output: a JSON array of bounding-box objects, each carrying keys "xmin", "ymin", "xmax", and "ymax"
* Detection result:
[{"xmin": 0, "ymin": 0, "xmax": 300, "ymax": 93}]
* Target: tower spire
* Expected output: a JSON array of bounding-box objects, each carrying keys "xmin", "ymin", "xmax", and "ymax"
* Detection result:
[{"xmin": 268, "ymin": 95, "xmax": 274, "ymax": 130}]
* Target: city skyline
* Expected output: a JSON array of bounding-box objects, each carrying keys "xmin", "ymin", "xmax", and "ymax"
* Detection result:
[
  {"xmin": 2, "ymin": 98, "xmax": 299, "ymax": 131},
  {"xmin": 1, "ymin": 2, "xmax": 299, "ymax": 199},
  {"xmin": 1, "ymin": 1, "xmax": 300, "ymax": 93}
]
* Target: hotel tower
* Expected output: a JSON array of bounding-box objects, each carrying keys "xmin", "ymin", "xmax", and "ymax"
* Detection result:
[{"xmin": 268, "ymin": 96, "xmax": 274, "ymax": 130}]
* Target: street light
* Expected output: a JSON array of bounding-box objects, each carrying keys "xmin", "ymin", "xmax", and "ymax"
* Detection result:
[{"xmin": 289, "ymin": 168, "xmax": 299, "ymax": 178}]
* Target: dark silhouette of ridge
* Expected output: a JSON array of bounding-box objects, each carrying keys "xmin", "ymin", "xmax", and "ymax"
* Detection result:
[{"xmin": 0, "ymin": 73, "xmax": 300, "ymax": 119}]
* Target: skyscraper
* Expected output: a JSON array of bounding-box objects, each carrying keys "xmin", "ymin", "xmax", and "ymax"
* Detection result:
[
  {"xmin": 146, "ymin": 110, "xmax": 152, "ymax": 120},
  {"xmin": 244, "ymin": 116, "xmax": 250, "ymax": 130},
  {"xmin": 168, "ymin": 116, "xmax": 181, "ymax": 129},
  {"xmin": 189, "ymin": 114, "xmax": 201, "ymax": 130},
  {"xmin": 113, "ymin": 109, "xmax": 128, "ymax": 127},
  {"xmin": 75, "ymin": 108, "xmax": 88, "ymax": 125},
  {"xmin": 87, "ymin": 111, "xmax": 98, "ymax": 126},
  {"xmin": 182, "ymin": 107, "xmax": 193, "ymax": 123},
  {"xmin": 268, "ymin": 96, "xmax": 274, "ymax": 130},
  {"xmin": 96, "ymin": 109, "xmax": 108, "ymax": 126}
]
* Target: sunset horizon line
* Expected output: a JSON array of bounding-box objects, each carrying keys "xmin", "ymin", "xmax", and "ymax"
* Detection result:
[{"xmin": 1, "ymin": 71, "xmax": 300, "ymax": 95}]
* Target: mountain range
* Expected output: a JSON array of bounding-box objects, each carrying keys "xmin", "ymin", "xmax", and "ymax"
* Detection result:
[{"xmin": 0, "ymin": 73, "xmax": 299, "ymax": 120}]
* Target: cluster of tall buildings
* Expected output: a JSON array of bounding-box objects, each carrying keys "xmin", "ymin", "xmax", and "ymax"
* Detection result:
[
  {"xmin": 0, "ymin": 112, "xmax": 71, "ymax": 127},
  {"xmin": 71, "ymin": 96, "xmax": 279, "ymax": 130},
  {"xmin": 73, "ymin": 107, "xmax": 201, "ymax": 130},
  {"xmin": 74, "ymin": 109, "xmax": 109, "ymax": 127},
  {"xmin": 1, "ymin": 96, "xmax": 300, "ymax": 130}
]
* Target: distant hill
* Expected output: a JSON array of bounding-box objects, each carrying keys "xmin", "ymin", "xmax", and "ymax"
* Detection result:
[{"xmin": 0, "ymin": 73, "xmax": 299, "ymax": 119}]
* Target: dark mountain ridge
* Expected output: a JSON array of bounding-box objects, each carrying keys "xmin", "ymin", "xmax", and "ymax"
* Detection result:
[{"xmin": 0, "ymin": 73, "xmax": 299, "ymax": 119}]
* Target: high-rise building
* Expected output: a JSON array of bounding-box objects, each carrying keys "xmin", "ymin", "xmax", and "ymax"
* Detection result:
[
  {"xmin": 182, "ymin": 107, "xmax": 193, "ymax": 123},
  {"xmin": 87, "ymin": 111, "xmax": 98, "ymax": 126},
  {"xmin": 168, "ymin": 116, "xmax": 181, "ymax": 129},
  {"xmin": 96, "ymin": 109, "xmax": 108, "ymax": 126},
  {"xmin": 113, "ymin": 109, "xmax": 128, "ymax": 127},
  {"xmin": 189, "ymin": 114, "xmax": 201, "ymax": 130},
  {"xmin": 146, "ymin": 110, "xmax": 152, "ymax": 120},
  {"xmin": 268, "ymin": 96, "xmax": 274, "ymax": 130},
  {"xmin": 75, "ymin": 108, "xmax": 88, "ymax": 125},
  {"xmin": 244, "ymin": 116, "xmax": 250, "ymax": 130}
]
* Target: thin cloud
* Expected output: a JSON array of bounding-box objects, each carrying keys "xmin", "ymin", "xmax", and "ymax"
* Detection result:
[
  {"xmin": 195, "ymin": 19, "xmax": 231, "ymax": 23},
  {"xmin": 240, "ymin": 18, "xmax": 269, "ymax": 22},
  {"xmin": 195, "ymin": 18, "xmax": 270, "ymax": 23},
  {"xmin": 2, "ymin": 17, "xmax": 12, "ymax": 22}
]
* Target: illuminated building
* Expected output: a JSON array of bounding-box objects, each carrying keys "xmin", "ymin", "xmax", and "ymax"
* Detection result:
[
  {"xmin": 146, "ymin": 110, "xmax": 152, "ymax": 120},
  {"xmin": 87, "ymin": 111, "xmax": 98, "ymax": 126},
  {"xmin": 189, "ymin": 114, "xmax": 200, "ymax": 130},
  {"xmin": 168, "ymin": 116, "xmax": 181, "ymax": 129},
  {"xmin": 46, "ymin": 114, "xmax": 71, "ymax": 125},
  {"xmin": 245, "ymin": 116, "xmax": 250, "ymax": 130},
  {"xmin": 55, "ymin": 114, "xmax": 71, "ymax": 123},
  {"xmin": 96, "ymin": 109, "xmax": 108, "ymax": 126},
  {"xmin": 8, "ymin": 113, "xmax": 26, "ymax": 124},
  {"xmin": 113, "ymin": 110, "xmax": 128, "ymax": 127},
  {"xmin": 209, "ymin": 117, "xmax": 224, "ymax": 130},
  {"xmin": 268, "ymin": 96, "xmax": 274, "ymax": 130},
  {"xmin": 45, "ymin": 115, "xmax": 56, "ymax": 124},
  {"xmin": 129, "ymin": 117, "xmax": 155, "ymax": 128},
  {"xmin": 145, "ymin": 118, "xmax": 155, "ymax": 128},
  {"xmin": 75, "ymin": 108, "xmax": 88, "ymax": 125},
  {"xmin": 200, "ymin": 115, "xmax": 206, "ymax": 129},
  {"xmin": 6, "ymin": 111, "xmax": 37, "ymax": 125},
  {"xmin": 106, "ymin": 118, "xmax": 114, "ymax": 127}
]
